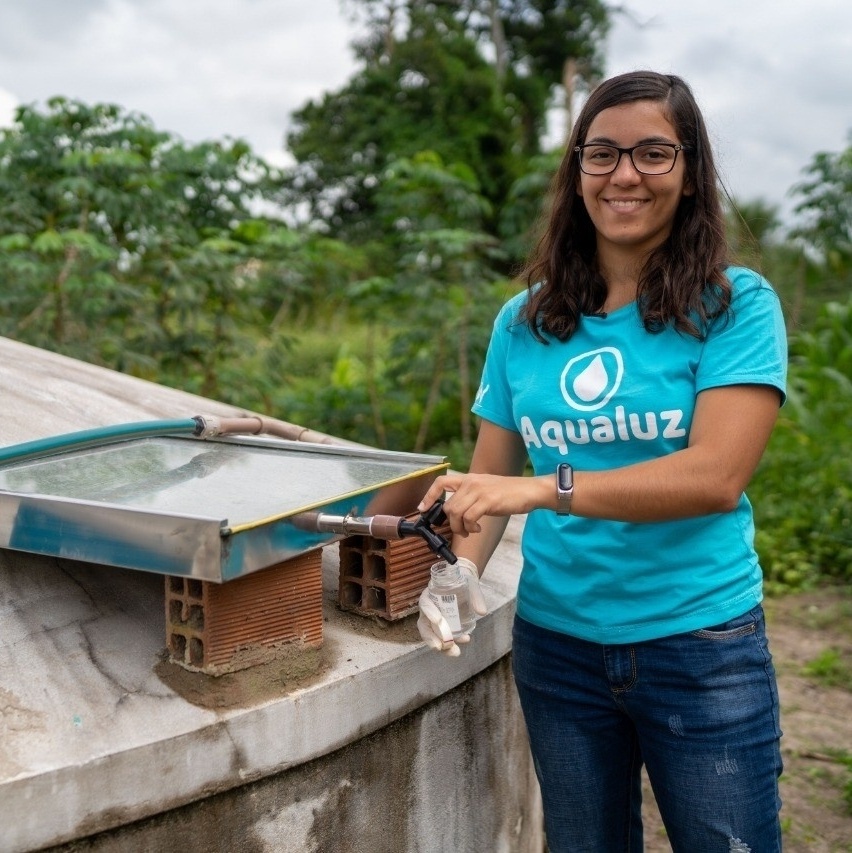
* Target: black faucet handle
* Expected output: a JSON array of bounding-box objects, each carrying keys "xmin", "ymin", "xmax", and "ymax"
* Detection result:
[{"xmin": 420, "ymin": 498, "xmax": 447, "ymax": 528}]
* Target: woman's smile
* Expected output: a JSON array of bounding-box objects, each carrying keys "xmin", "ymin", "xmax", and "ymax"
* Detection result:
[{"xmin": 603, "ymin": 197, "xmax": 650, "ymax": 213}]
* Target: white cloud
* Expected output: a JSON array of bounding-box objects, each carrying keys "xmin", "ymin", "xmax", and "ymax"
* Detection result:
[{"xmin": 0, "ymin": 0, "xmax": 358, "ymax": 152}]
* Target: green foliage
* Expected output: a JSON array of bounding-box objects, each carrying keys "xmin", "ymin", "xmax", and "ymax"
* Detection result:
[
  {"xmin": 499, "ymin": 0, "xmax": 610, "ymax": 89},
  {"xmin": 272, "ymin": 152, "xmax": 516, "ymax": 455},
  {"xmin": 751, "ymin": 298, "xmax": 852, "ymax": 593},
  {"xmin": 0, "ymin": 98, "xmax": 308, "ymax": 404},
  {"xmin": 791, "ymin": 134, "xmax": 852, "ymax": 268},
  {"xmin": 286, "ymin": 18, "xmax": 525, "ymax": 242},
  {"xmin": 801, "ymin": 649, "xmax": 851, "ymax": 689},
  {"xmin": 498, "ymin": 150, "xmax": 562, "ymax": 260},
  {"xmin": 843, "ymin": 751, "xmax": 852, "ymax": 816}
]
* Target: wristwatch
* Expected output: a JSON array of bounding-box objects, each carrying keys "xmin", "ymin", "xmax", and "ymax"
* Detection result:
[{"xmin": 556, "ymin": 463, "xmax": 574, "ymax": 516}]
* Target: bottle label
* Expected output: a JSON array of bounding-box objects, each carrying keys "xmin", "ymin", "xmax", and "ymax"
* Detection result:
[{"xmin": 428, "ymin": 590, "xmax": 463, "ymax": 634}]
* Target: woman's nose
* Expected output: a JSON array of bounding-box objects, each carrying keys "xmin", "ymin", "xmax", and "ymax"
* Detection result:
[{"xmin": 609, "ymin": 152, "xmax": 642, "ymax": 184}]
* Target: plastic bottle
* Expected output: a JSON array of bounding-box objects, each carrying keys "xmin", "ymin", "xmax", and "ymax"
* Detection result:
[{"xmin": 427, "ymin": 560, "xmax": 477, "ymax": 638}]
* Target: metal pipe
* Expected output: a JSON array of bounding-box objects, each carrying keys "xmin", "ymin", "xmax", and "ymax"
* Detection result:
[
  {"xmin": 0, "ymin": 419, "xmax": 201, "ymax": 466},
  {"xmin": 298, "ymin": 501, "xmax": 457, "ymax": 563},
  {"xmin": 309, "ymin": 512, "xmax": 404, "ymax": 540},
  {"xmin": 192, "ymin": 414, "xmax": 349, "ymax": 445},
  {"xmin": 0, "ymin": 414, "xmax": 344, "ymax": 468}
]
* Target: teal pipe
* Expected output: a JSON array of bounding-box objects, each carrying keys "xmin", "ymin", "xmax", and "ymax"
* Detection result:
[{"xmin": 0, "ymin": 418, "xmax": 202, "ymax": 467}]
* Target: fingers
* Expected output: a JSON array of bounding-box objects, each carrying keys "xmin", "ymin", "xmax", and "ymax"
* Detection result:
[
  {"xmin": 417, "ymin": 584, "xmax": 473, "ymax": 657},
  {"xmin": 417, "ymin": 474, "xmax": 461, "ymax": 513},
  {"xmin": 439, "ymin": 490, "xmax": 485, "ymax": 537},
  {"xmin": 468, "ymin": 580, "xmax": 487, "ymax": 616},
  {"xmin": 418, "ymin": 474, "xmax": 494, "ymax": 536},
  {"xmin": 417, "ymin": 613, "xmax": 462, "ymax": 656},
  {"xmin": 417, "ymin": 588, "xmax": 464, "ymax": 658},
  {"xmin": 456, "ymin": 558, "xmax": 488, "ymax": 616},
  {"xmin": 418, "ymin": 591, "xmax": 454, "ymax": 643}
]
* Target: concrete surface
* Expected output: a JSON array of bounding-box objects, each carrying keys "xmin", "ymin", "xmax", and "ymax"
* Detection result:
[{"xmin": 0, "ymin": 337, "xmax": 540, "ymax": 853}]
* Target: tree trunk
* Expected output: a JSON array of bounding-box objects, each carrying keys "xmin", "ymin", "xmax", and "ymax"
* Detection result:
[
  {"xmin": 563, "ymin": 57, "xmax": 577, "ymax": 142},
  {"xmin": 413, "ymin": 336, "xmax": 446, "ymax": 453}
]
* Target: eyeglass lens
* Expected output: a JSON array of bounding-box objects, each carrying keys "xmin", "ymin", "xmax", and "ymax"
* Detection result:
[{"xmin": 579, "ymin": 144, "xmax": 680, "ymax": 175}]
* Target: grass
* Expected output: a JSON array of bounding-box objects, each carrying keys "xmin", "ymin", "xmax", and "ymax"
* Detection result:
[{"xmin": 802, "ymin": 649, "xmax": 852, "ymax": 689}]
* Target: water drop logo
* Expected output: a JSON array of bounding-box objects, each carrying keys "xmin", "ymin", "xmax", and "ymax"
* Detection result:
[{"xmin": 560, "ymin": 347, "xmax": 624, "ymax": 411}]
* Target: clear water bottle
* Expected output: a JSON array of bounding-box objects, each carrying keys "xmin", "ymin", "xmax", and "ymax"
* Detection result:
[{"xmin": 427, "ymin": 560, "xmax": 477, "ymax": 638}]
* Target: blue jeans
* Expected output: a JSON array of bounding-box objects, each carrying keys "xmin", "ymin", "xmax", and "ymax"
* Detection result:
[{"xmin": 512, "ymin": 607, "xmax": 783, "ymax": 852}]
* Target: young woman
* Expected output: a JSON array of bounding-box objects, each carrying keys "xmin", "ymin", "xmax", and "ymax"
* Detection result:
[{"xmin": 417, "ymin": 71, "xmax": 787, "ymax": 851}]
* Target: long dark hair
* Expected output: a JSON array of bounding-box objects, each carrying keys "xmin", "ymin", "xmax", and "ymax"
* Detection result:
[{"xmin": 521, "ymin": 70, "xmax": 730, "ymax": 341}]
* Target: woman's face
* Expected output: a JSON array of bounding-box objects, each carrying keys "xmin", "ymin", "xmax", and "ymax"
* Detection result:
[{"xmin": 577, "ymin": 99, "xmax": 692, "ymax": 263}]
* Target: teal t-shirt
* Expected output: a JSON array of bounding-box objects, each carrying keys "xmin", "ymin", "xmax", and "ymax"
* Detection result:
[{"xmin": 473, "ymin": 267, "xmax": 788, "ymax": 643}]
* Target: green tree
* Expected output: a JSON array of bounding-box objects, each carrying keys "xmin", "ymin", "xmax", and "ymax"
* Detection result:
[
  {"xmin": 752, "ymin": 297, "xmax": 852, "ymax": 590},
  {"xmin": 288, "ymin": 0, "xmax": 610, "ymax": 248},
  {"xmin": 373, "ymin": 152, "xmax": 510, "ymax": 451},
  {"xmin": 0, "ymin": 97, "xmax": 294, "ymax": 401},
  {"xmin": 791, "ymin": 134, "xmax": 852, "ymax": 270},
  {"xmin": 286, "ymin": 8, "xmax": 524, "ymax": 243},
  {"xmin": 488, "ymin": 0, "xmax": 610, "ymax": 141},
  {"xmin": 785, "ymin": 136, "xmax": 852, "ymax": 320}
]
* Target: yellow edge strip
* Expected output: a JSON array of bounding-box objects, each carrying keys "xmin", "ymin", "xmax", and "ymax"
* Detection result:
[{"xmin": 223, "ymin": 462, "xmax": 450, "ymax": 536}]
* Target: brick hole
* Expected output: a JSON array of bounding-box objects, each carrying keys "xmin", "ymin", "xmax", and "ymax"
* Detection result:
[
  {"xmin": 171, "ymin": 634, "xmax": 187, "ymax": 659},
  {"xmin": 362, "ymin": 553, "xmax": 387, "ymax": 583},
  {"xmin": 188, "ymin": 604, "xmax": 204, "ymax": 631},
  {"xmin": 363, "ymin": 586, "xmax": 386, "ymax": 610},
  {"xmin": 189, "ymin": 638, "xmax": 204, "ymax": 667},
  {"xmin": 340, "ymin": 581, "xmax": 364, "ymax": 608},
  {"xmin": 168, "ymin": 577, "xmax": 184, "ymax": 594},
  {"xmin": 340, "ymin": 549, "xmax": 364, "ymax": 579},
  {"xmin": 187, "ymin": 579, "xmax": 203, "ymax": 599},
  {"xmin": 168, "ymin": 599, "xmax": 184, "ymax": 625}
]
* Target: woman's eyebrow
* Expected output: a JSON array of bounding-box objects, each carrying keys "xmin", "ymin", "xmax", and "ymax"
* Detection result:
[{"xmin": 584, "ymin": 134, "xmax": 678, "ymax": 145}]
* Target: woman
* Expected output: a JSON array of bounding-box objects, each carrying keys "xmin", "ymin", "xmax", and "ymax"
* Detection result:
[{"xmin": 417, "ymin": 71, "xmax": 786, "ymax": 851}]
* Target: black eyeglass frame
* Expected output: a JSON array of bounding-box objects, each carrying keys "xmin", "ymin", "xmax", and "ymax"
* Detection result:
[{"xmin": 574, "ymin": 143, "xmax": 687, "ymax": 176}]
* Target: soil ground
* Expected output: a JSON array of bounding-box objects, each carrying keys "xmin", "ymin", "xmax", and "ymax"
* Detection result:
[{"xmin": 641, "ymin": 587, "xmax": 852, "ymax": 852}]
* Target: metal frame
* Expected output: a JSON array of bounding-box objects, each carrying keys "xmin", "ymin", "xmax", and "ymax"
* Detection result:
[{"xmin": 0, "ymin": 434, "xmax": 448, "ymax": 582}]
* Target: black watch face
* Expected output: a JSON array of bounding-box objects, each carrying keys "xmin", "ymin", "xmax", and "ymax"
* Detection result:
[{"xmin": 558, "ymin": 464, "xmax": 573, "ymax": 490}]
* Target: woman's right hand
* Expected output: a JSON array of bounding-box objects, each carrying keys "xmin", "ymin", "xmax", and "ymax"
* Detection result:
[{"xmin": 417, "ymin": 471, "xmax": 549, "ymax": 537}]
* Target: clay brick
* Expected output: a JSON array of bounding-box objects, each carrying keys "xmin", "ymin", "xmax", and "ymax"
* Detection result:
[
  {"xmin": 338, "ymin": 514, "xmax": 452, "ymax": 620},
  {"xmin": 165, "ymin": 549, "xmax": 323, "ymax": 675}
]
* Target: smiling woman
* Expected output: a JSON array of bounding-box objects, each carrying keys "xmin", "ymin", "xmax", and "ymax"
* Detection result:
[
  {"xmin": 415, "ymin": 70, "xmax": 788, "ymax": 853},
  {"xmin": 576, "ymin": 99, "xmax": 695, "ymax": 303}
]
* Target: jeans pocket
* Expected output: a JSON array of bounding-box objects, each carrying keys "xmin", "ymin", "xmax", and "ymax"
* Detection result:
[{"xmin": 690, "ymin": 606, "xmax": 761, "ymax": 641}]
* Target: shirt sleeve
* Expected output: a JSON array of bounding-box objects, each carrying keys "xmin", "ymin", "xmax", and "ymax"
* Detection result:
[
  {"xmin": 471, "ymin": 296, "xmax": 524, "ymax": 431},
  {"xmin": 696, "ymin": 267, "xmax": 788, "ymax": 403}
]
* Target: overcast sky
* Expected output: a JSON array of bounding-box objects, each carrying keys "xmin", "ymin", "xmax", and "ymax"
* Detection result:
[{"xmin": 1, "ymin": 0, "xmax": 850, "ymax": 223}]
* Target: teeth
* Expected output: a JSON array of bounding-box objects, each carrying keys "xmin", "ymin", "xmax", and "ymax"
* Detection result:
[{"xmin": 607, "ymin": 199, "xmax": 645, "ymax": 210}]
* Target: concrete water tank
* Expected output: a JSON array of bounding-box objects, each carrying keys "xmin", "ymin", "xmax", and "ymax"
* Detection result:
[{"xmin": 0, "ymin": 336, "xmax": 543, "ymax": 853}]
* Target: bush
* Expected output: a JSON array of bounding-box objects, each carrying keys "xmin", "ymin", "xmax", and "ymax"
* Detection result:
[{"xmin": 751, "ymin": 298, "xmax": 852, "ymax": 593}]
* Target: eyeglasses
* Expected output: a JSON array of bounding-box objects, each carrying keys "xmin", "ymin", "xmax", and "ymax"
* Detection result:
[{"xmin": 574, "ymin": 143, "xmax": 686, "ymax": 176}]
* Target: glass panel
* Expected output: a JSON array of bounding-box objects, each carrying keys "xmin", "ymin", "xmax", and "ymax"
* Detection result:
[{"xmin": 0, "ymin": 437, "xmax": 442, "ymax": 526}]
